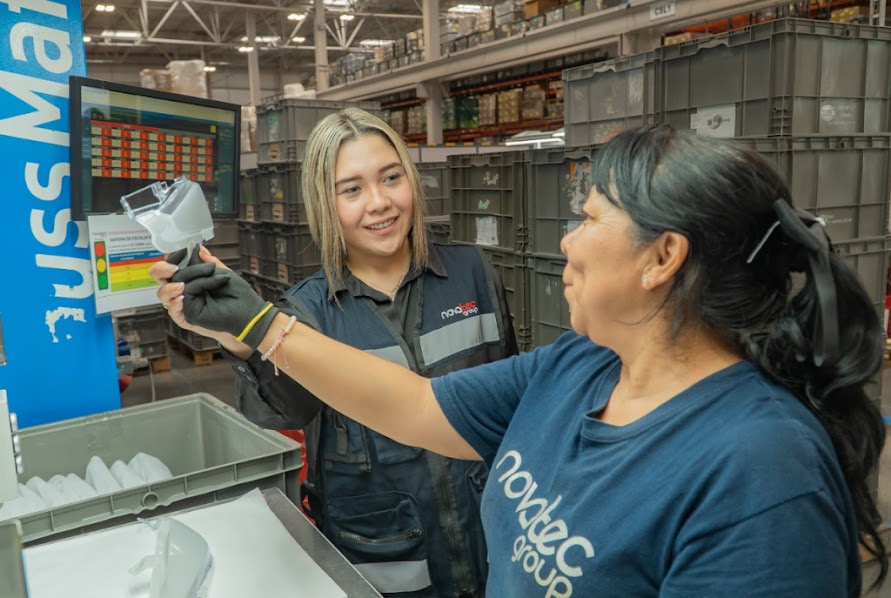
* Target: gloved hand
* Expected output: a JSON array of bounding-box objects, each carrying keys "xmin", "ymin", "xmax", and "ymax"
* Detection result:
[{"xmin": 170, "ymin": 263, "xmax": 279, "ymax": 350}]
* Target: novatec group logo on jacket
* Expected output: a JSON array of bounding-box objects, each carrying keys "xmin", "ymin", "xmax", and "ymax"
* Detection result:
[{"xmin": 441, "ymin": 300, "xmax": 479, "ymax": 320}]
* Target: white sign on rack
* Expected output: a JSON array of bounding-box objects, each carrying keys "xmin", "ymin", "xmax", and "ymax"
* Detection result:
[{"xmin": 650, "ymin": 1, "xmax": 676, "ymax": 20}]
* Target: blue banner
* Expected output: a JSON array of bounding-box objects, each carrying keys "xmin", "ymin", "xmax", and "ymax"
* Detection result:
[{"xmin": 0, "ymin": 1, "xmax": 119, "ymax": 426}]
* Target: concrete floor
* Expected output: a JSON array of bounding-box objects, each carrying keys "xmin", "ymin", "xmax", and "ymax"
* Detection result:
[
  {"xmin": 122, "ymin": 349, "xmax": 891, "ymax": 595},
  {"xmin": 122, "ymin": 349, "xmax": 237, "ymax": 409}
]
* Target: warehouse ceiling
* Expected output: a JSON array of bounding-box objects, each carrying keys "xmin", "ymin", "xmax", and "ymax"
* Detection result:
[{"xmin": 81, "ymin": 0, "xmax": 433, "ymax": 71}]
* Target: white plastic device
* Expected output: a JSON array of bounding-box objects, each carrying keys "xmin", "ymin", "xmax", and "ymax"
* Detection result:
[{"xmin": 120, "ymin": 177, "xmax": 215, "ymax": 262}]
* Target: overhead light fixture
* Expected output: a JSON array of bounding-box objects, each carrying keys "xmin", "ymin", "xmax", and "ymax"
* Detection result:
[
  {"xmin": 447, "ymin": 4, "xmax": 483, "ymax": 13},
  {"xmin": 339, "ymin": 14, "xmax": 355, "ymax": 21},
  {"xmin": 287, "ymin": 13, "xmax": 306, "ymax": 20},
  {"xmin": 96, "ymin": 3, "xmax": 115, "ymax": 10},
  {"xmin": 359, "ymin": 39, "xmax": 392, "ymax": 47},
  {"xmin": 292, "ymin": 36, "xmax": 306, "ymax": 43},
  {"xmin": 100, "ymin": 29, "xmax": 142, "ymax": 39},
  {"xmin": 203, "ymin": 65, "xmax": 216, "ymax": 72},
  {"xmin": 323, "ymin": 0, "xmax": 350, "ymax": 6},
  {"xmin": 83, "ymin": 35, "xmax": 92, "ymax": 43},
  {"xmin": 239, "ymin": 35, "xmax": 281, "ymax": 44},
  {"xmin": 237, "ymin": 46, "xmax": 254, "ymax": 52},
  {"xmin": 504, "ymin": 129, "xmax": 564, "ymax": 147}
]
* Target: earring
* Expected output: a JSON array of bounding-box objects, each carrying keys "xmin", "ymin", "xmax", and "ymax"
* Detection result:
[{"xmin": 642, "ymin": 274, "xmax": 649, "ymax": 285}]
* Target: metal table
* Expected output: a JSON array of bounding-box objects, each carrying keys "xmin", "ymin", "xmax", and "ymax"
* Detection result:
[{"xmin": 262, "ymin": 488, "xmax": 382, "ymax": 598}]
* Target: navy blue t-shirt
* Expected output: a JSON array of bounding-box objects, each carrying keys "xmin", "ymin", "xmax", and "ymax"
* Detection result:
[{"xmin": 432, "ymin": 332, "xmax": 861, "ymax": 597}]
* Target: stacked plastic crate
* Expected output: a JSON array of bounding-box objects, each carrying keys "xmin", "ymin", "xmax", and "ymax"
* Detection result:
[
  {"xmin": 240, "ymin": 98, "xmax": 381, "ymax": 299},
  {"xmin": 555, "ymin": 18, "xmax": 891, "ymax": 395},
  {"xmin": 447, "ymin": 150, "xmax": 533, "ymax": 349},
  {"xmin": 114, "ymin": 305, "xmax": 170, "ymax": 369}
]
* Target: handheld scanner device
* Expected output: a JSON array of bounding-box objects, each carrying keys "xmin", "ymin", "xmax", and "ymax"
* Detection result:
[
  {"xmin": 121, "ymin": 177, "xmax": 215, "ymax": 267},
  {"xmin": 0, "ymin": 390, "xmax": 21, "ymax": 504}
]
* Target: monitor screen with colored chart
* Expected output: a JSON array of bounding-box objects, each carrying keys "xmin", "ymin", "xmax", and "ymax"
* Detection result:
[{"xmin": 69, "ymin": 76, "xmax": 241, "ymax": 221}]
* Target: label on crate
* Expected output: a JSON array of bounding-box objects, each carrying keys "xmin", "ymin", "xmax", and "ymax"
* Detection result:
[
  {"xmin": 650, "ymin": 1, "xmax": 676, "ymax": 20},
  {"xmin": 690, "ymin": 104, "xmax": 735, "ymax": 138},
  {"xmin": 565, "ymin": 161, "xmax": 593, "ymax": 215},
  {"xmin": 819, "ymin": 101, "xmax": 856, "ymax": 132},
  {"xmin": 483, "ymin": 170, "xmax": 501, "ymax": 186},
  {"xmin": 475, "ymin": 216, "xmax": 499, "ymax": 246}
]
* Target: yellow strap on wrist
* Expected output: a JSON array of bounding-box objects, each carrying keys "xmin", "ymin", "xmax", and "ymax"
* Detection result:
[{"xmin": 236, "ymin": 302, "xmax": 273, "ymax": 342}]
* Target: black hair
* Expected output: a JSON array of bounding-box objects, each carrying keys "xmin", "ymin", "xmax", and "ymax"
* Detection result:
[{"xmin": 593, "ymin": 125, "xmax": 887, "ymax": 587}]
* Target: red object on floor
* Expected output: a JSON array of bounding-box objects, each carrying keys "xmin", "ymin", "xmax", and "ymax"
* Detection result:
[{"xmin": 118, "ymin": 374, "xmax": 133, "ymax": 393}]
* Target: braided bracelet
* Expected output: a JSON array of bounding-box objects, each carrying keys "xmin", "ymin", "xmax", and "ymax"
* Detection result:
[{"xmin": 260, "ymin": 315, "xmax": 298, "ymax": 375}]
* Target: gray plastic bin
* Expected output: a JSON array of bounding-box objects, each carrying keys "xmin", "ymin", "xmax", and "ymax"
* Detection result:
[
  {"xmin": 257, "ymin": 162, "xmax": 304, "ymax": 223},
  {"xmin": 835, "ymin": 236, "xmax": 891, "ymax": 307},
  {"xmin": 257, "ymin": 98, "xmax": 382, "ymax": 164},
  {"xmin": 734, "ymin": 135, "xmax": 891, "ymax": 242},
  {"xmin": 529, "ymin": 255, "xmax": 570, "ymax": 349},
  {"xmin": 527, "ymin": 145, "xmax": 597, "ymax": 256},
  {"xmin": 13, "ymin": 393, "xmax": 302, "ymax": 545},
  {"xmin": 261, "ymin": 222, "xmax": 322, "ymax": 284},
  {"xmin": 239, "ymin": 169, "xmax": 258, "ymax": 221},
  {"xmin": 418, "ymin": 162, "xmax": 450, "ymax": 217},
  {"xmin": 448, "ymin": 151, "xmax": 530, "ymax": 252},
  {"xmin": 660, "ymin": 18, "xmax": 891, "ymax": 137},
  {"xmin": 563, "ymin": 52, "xmax": 660, "ymax": 146}
]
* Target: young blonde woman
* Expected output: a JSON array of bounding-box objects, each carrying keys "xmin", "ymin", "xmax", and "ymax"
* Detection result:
[
  {"xmin": 156, "ymin": 125, "xmax": 886, "ymax": 596},
  {"xmin": 153, "ymin": 108, "xmax": 518, "ymax": 597}
]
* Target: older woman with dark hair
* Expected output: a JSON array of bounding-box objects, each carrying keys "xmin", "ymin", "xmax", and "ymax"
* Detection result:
[{"xmin": 155, "ymin": 125, "xmax": 886, "ymax": 596}]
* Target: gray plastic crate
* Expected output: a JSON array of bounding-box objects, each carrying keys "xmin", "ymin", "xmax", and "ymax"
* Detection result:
[
  {"xmin": 257, "ymin": 98, "xmax": 382, "ymax": 164},
  {"xmin": 239, "ymin": 169, "xmax": 258, "ymax": 221},
  {"xmin": 257, "ymin": 162, "xmax": 304, "ymax": 223},
  {"xmin": 448, "ymin": 151, "xmax": 529, "ymax": 252},
  {"xmin": 418, "ymin": 162, "xmax": 450, "ymax": 217},
  {"xmin": 13, "ymin": 393, "xmax": 302, "ymax": 545},
  {"xmin": 481, "ymin": 246, "xmax": 530, "ymax": 342},
  {"xmin": 835, "ymin": 236, "xmax": 891, "ymax": 307},
  {"xmin": 527, "ymin": 145, "xmax": 597, "ymax": 256},
  {"xmin": 115, "ymin": 308, "xmax": 166, "ymax": 346},
  {"xmin": 162, "ymin": 317, "xmax": 221, "ymax": 352},
  {"xmin": 425, "ymin": 216, "xmax": 451, "ymax": 245},
  {"xmin": 563, "ymin": 52, "xmax": 659, "ymax": 146},
  {"xmin": 261, "ymin": 222, "xmax": 322, "ymax": 284},
  {"xmin": 660, "ymin": 18, "xmax": 891, "ymax": 137},
  {"xmin": 529, "ymin": 254, "xmax": 570, "ymax": 348},
  {"xmin": 238, "ymin": 220, "xmax": 263, "ymax": 276},
  {"xmin": 735, "ymin": 135, "xmax": 891, "ymax": 242}
]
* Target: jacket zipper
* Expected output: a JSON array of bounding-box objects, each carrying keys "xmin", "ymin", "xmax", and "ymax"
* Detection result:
[{"xmin": 339, "ymin": 527, "xmax": 423, "ymax": 545}]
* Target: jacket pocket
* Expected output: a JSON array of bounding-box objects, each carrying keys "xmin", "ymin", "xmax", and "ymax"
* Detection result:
[
  {"xmin": 328, "ymin": 492, "xmax": 432, "ymax": 594},
  {"xmin": 368, "ymin": 429, "xmax": 424, "ymax": 464}
]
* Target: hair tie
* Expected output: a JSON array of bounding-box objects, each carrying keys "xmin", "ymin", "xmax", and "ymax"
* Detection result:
[{"xmin": 747, "ymin": 200, "xmax": 839, "ymax": 368}]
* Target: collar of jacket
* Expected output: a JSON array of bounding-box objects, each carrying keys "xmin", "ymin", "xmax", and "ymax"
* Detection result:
[{"xmin": 329, "ymin": 241, "xmax": 448, "ymax": 300}]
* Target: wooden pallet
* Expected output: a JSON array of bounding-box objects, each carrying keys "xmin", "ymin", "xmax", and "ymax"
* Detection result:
[
  {"xmin": 133, "ymin": 355, "xmax": 172, "ymax": 376},
  {"xmin": 167, "ymin": 334, "xmax": 221, "ymax": 366}
]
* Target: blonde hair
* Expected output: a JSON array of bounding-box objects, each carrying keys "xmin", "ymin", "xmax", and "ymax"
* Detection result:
[{"xmin": 301, "ymin": 108, "xmax": 428, "ymax": 292}]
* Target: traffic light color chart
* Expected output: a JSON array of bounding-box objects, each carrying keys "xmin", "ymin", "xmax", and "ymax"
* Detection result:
[
  {"xmin": 87, "ymin": 214, "xmax": 165, "ymax": 313},
  {"xmin": 90, "ymin": 120, "xmax": 215, "ymax": 183}
]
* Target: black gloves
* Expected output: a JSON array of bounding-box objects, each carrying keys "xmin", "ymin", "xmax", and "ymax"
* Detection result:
[{"xmin": 170, "ymin": 258, "xmax": 279, "ymax": 350}]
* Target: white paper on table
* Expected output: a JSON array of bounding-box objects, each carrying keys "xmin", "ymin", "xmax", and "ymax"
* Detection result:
[{"xmin": 23, "ymin": 489, "xmax": 347, "ymax": 598}]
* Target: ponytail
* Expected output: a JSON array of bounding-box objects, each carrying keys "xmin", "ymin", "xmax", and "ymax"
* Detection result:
[{"xmin": 747, "ymin": 244, "xmax": 887, "ymax": 588}]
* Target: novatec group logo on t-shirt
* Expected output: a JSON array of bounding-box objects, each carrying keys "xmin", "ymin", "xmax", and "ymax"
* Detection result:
[
  {"xmin": 496, "ymin": 450, "xmax": 595, "ymax": 597},
  {"xmin": 441, "ymin": 299, "xmax": 479, "ymax": 320}
]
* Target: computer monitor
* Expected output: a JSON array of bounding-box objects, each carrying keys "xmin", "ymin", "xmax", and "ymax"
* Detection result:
[{"xmin": 69, "ymin": 76, "xmax": 241, "ymax": 221}]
